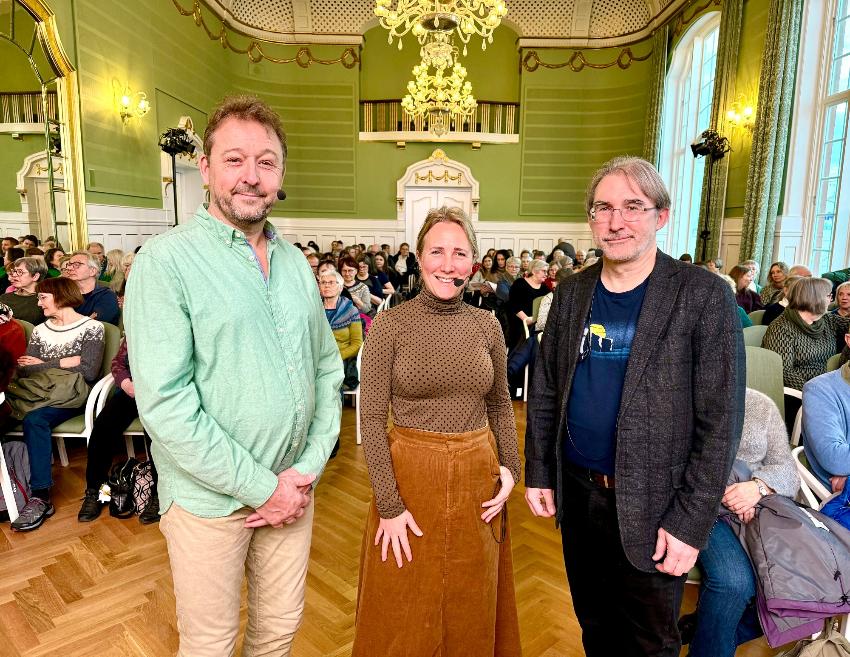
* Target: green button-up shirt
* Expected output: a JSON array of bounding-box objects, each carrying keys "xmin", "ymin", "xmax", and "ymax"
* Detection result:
[{"xmin": 125, "ymin": 205, "xmax": 343, "ymax": 518}]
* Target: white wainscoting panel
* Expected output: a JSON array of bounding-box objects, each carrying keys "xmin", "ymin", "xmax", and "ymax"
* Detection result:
[
  {"xmin": 0, "ymin": 212, "xmax": 29, "ymax": 238},
  {"xmin": 85, "ymin": 204, "xmax": 170, "ymax": 252},
  {"xmin": 720, "ymin": 216, "xmax": 742, "ymax": 270}
]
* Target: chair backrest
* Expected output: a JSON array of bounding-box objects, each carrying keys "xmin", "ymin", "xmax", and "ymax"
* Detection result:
[
  {"xmin": 792, "ymin": 445, "xmax": 831, "ymax": 509},
  {"xmin": 15, "ymin": 319, "xmax": 34, "ymax": 343},
  {"xmin": 100, "ymin": 323, "xmax": 122, "ymax": 379},
  {"xmin": 827, "ymin": 353, "xmax": 843, "ymax": 372},
  {"xmin": 532, "ymin": 295, "xmax": 544, "ymax": 321},
  {"xmin": 742, "ymin": 324, "xmax": 768, "ymax": 347},
  {"xmin": 745, "ymin": 346, "xmax": 785, "ymax": 420},
  {"xmin": 747, "ymin": 309, "xmax": 766, "ymax": 325}
]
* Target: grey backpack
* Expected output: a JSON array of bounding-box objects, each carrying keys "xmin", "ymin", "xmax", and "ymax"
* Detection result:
[{"xmin": 0, "ymin": 437, "xmax": 31, "ymax": 521}]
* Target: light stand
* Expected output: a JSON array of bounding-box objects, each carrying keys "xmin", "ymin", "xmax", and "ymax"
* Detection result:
[
  {"xmin": 691, "ymin": 129, "xmax": 731, "ymax": 262},
  {"xmin": 158, "ymin": 128, "xmax": 196, "ymax": 227}
]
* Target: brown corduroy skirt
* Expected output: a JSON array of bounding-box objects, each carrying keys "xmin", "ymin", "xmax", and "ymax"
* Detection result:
[{"xmin": 352, "ymin": 424, "xmax": 522, "ymax": 657}]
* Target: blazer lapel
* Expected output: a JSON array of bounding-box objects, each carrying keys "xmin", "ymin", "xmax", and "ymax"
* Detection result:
[{"xmin": 618, "ymin": 252, "xmax": 682, "ymax": 415}]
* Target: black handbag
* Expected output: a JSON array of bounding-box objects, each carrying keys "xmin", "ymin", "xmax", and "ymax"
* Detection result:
[{"xmin": 108, "ymin": 457, "xmax": 139, "ymax": 518}]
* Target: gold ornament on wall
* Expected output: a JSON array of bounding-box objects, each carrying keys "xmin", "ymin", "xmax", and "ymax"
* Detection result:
[
  {"xmin": 522, "ymin": 47, "xmax": 653, "ymax": 73},
  {"xmin": 171, "ymin": 0, "xmax": 360, "ymax": 68},
  {"xmin": 673, "ymin": 0, "xmax": 722, "ymax": 38}
]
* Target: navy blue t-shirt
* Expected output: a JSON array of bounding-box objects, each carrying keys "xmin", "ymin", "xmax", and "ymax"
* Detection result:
[{"xmin": 564, "ymin": 278, "xmax": 648, "ymax": 475}]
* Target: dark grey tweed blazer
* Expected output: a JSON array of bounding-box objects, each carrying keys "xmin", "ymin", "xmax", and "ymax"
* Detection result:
[{"xmin": 525, "ymin": 250, "xmax": 746, "ymax": 572}]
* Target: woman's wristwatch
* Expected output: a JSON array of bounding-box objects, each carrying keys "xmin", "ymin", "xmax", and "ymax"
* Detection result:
[{"xmin": 753, "ymin": 478, "xmax": 769, "ymax": 497}]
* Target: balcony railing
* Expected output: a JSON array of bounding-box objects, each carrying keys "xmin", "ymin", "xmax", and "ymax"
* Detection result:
[
  {"xmin": 0, "ymin": 91, "xmax": 59, "ymax": 124},
  {"xmin": 360, "ymin": 99, "xmax": 519, "ymax": 136}
]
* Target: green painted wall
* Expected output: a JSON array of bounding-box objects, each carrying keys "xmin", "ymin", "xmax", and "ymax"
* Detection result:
[
  {"xmin": 724, "ymin": 0, "xmax": 771, "ymax": 217},
  {"xmin": 0, "ymin": 134, "xmax": 44, "ymax": 211}
]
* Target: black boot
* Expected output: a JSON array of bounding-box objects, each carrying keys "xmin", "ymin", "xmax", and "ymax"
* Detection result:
[
  {"xmin": 138, "ymin": 495, "xmax": 160, "ymax": 525},
  {"xmin": 77, "ymin": 488, "xmax": 103, "ymax": 522}
]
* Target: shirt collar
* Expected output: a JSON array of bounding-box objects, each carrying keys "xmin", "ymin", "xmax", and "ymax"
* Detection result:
[{"xmin": 194, "ymin": 203, "xmax": 278, "ymax": 248}]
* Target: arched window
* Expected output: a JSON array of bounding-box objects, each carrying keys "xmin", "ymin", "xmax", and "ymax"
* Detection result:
[{"xmin": 657, "ymin": 12, "xmax": 721, "ymax": 259}]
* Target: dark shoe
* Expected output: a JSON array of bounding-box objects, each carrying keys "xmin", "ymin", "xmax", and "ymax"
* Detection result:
[
  {"xmin": 329, "ymin": 439, "xmax": 340, "ymax": 459},
  {"xmin": 678, "ymin": 612, "xmax": 698, "ymax": 645},
  {"xmin": 77, "ymin": 488, "xmax": 103, "ymax": 522},
  {"xmin": 138, "ymin": 495, "xmax": 160, "ymax": 525},
  {"xmin": 11, "ymin": 497, "xmax": 55, "ymax": 532}
]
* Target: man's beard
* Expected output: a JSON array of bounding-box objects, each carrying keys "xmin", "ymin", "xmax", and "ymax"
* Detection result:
[{"xmin": 216, "ymin": 186, "xmax": 274, "ymax": 231}]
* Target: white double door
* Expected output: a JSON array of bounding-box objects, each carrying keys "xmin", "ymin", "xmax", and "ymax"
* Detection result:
[{"xmin": 405, "ymin": 187, "xmax": 473, "ymax": 244}]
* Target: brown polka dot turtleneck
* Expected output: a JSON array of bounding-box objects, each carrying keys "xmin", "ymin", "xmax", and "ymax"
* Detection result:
[{"xmin": 360, "ymin": 287, "xmax": 521, "ymax": 518}]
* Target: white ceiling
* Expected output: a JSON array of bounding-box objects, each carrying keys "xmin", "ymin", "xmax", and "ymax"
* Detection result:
[{"xmin": 202, "ymin": 0, "xmax": 689, "ymax": 47}]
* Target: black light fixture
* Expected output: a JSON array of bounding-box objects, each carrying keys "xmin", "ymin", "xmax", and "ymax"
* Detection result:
[
  {"xmin": 159, "ymin": 127, "xmax": 196, "ymax": 227},
  {"xmin": 691, "ymin": 129, "xmax": 731, "ymax": 262}
]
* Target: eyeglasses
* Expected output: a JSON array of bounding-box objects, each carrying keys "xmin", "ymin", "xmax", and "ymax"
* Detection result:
[
  {"xmin": 589, "ymin": 204, "xmax": 657, "ymax": 223},
  {"xmin": 6, "ymin": 268, "xmax": 26, "ymax": 277},
  {"xmin": 66, "ymin": 261, "xmax": 91, "ymax": 270}
]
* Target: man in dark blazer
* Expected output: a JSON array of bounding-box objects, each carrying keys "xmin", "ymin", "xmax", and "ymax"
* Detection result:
[{"xmin": 525, "ymin": 156, "xmax": 745, "ymax": 657}]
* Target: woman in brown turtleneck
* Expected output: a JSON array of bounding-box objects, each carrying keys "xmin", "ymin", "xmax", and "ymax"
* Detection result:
[{"xmin": 352, "ymin": 207, "xmax": 522, "ymax": 656}]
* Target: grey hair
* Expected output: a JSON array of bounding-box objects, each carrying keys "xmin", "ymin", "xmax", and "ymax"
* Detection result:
[
  {"xmin": 319, "ymin": 269, "xmax": 344, "ymax": 287},
  {"xmin": 12, "ymin": 256, "xmax": 47, "ymax": 280},
  {"xmin": 506, "ymin": 256, "xmax": 521, "ymax": 267},
  {"xmin": 530, "ymin": 259, "xmax": 548, "ymax": 274},
  {"xmin": 585, "ymin": 156, "xmax": 671, "ymax": 216},
  {"xmin": 70, "ymin": 250, "xmax": 100, "ymax": 271}
]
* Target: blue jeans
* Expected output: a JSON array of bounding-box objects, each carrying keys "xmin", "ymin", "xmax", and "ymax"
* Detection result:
[
  {"xmin": 689, "ymin": 519, "xmax": 763, "ymax": 657},
  {"xmin": 22, "ymin": 405, "xmax": 81, "ymax": 491}
]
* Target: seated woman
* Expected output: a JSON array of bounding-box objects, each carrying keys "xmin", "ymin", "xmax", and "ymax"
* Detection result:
[
  {"xmin": 506, "ymin": 259, "xmax": 549, "ymax": 348},
  {"xmin": 544, "ymin": 261, "xmax": 560, "ymax": 291},
  {"xmin": 0, "ymin": 257, "xmax": 47, "ymax": 325},
  {"xmin": 495, "ymin": 256, "xmax": 521, "ymax": 304},
  {"xmin": 44, "ymin": 248, "xmax": 65, "ymax": 278},
  {"xmin": 10, "ymin": 277, "xmax": 105, "ymax": 532},
  {"xmin": 372, "ymin": 251, "xmax": 397, "ymax": 295},
  {"xmin": 832, "ymin": 281, "xmax": 850, "ymax": 319},
  {"xmin": 681, "ymin": 388, "xmax": 799, "ymax": 657},
  {"xmin": 762, "ymin": 276, "xmax": 850, "ymax": 391},
  {"xmin": 760, "ymin": 261, "xmax": 788, "ymax": 306},
  {"xmin": 355, "ymin": 256, "xmax": 384, "ymax": 307},
  {"xmin": 339, "ymin": 255, "xmax": 372, "ymax": 316},
  {"xmin": 320, "ymin": 269, "xmax": 363, "ymax": 390},
  {"xmin": 802, "ymin": 329, "xmax": 850, "ymax": 492},
  {"xmin": 729, "ymin": 264, "xmax": 764, "ymax": 314}
]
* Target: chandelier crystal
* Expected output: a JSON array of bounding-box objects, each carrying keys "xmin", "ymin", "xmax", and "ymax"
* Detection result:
[
  {"xmin": 374, "ymin": 0, "xmax": 508, "ymax": 54},
  {"xmin": 401, "ymin": 33, "xmax": 477, "ymax": 136}
]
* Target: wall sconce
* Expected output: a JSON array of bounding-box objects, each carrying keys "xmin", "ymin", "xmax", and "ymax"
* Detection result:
[
  {"xmin": 113, "ymin": 80, "xmax": 150, "ymax": 125},
  {"xmin": 726, "ymin": 96, "xmax": 755, "ymax": 132}
]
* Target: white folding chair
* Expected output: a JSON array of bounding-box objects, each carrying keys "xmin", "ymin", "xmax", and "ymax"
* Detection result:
[
  {"xmin": 342, "ymin": 347, "xmax": 363, "ymax": 445},
  {"xmin": 0, "ymin": 392, "xmax": 20, "ymax": 522},
  {"xmin": 792, "ymin": 445, "xmax": 831, "ymax": 510}
]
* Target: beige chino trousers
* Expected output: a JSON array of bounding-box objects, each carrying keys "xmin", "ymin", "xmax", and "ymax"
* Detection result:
[{"xmin": 160, "ymin": 498, "xmax": 314, "ymax": 657}]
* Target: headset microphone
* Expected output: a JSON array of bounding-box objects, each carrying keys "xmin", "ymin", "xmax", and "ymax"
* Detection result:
[
  {"xmin": 276, "ymin": 189, "xmax": 287, "ymax": 201},
  {"xmin": 453, "ymin": 277, "xmax": 467, "ymax": 287}
]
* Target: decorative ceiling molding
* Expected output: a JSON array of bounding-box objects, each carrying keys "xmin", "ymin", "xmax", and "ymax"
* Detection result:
[
  {"xmin": 521, "ymin": 44, "xmax": 653, "ymax": 73},
  {"xmin": 188, "ymin": 0, "xmax": 700, "ymax": 47}
]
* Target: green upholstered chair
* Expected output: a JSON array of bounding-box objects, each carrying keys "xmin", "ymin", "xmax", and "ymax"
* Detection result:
[
  {"xmin": 747, "ymin": 309, "xmax": 766, "ymax": 325},
  {"xmin": 742, "ymin": 324, "xmax": 768, "ymax": 347},
  {"xmin": 15, "ymin": 319, "xmax": 34, "ymax": 343},
  {"xmin": 745, "ymin": 346, "xmax": 785, "ymax": 420},
  {"xmin": 827, "ymin": 353, "xmax": 843, "ymax": 372}
]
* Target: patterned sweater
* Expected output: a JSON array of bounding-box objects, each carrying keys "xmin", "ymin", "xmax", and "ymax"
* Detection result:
[
  {"xmin": 19, "ymin": 316, "xmax": 105, "ymax": 384},
  {"xmin": 762, "ymin": 309, "xmax": 850, "ymax": 390}
]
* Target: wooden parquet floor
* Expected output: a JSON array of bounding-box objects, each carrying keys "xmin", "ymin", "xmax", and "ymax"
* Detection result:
[{"xmin": 0, "ymin": 403, "xmax": 780, "ymax": 656}]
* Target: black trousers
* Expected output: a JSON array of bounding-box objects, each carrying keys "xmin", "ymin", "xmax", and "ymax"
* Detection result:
[
  {"xmin": 560, "ymin": 464, "xmax": 686, "ymax": 657},
  {"xmin": 85, "ymin": 390, "xmax": 154, "ymax": 490}
]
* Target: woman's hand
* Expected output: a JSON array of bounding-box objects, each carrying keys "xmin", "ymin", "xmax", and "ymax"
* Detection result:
[
  {"xmin": 59, "ymin": 355, "xmax": 81, "ymax": 368},
  {"xmin": 481, "ymin": 466, "xmax": 515, "ymax": 523},
  {"xmin": 375, "ymin": 510, "xmax": 423, "ymax": 568},
  {"xmin": 351, "ymin": 296, "xmax": 364, "ymax": 310},
  {"xmin": 831, "ymin": 475, "xmax": 847, "ymax": 494},
  {"xmin": 120, "ymin": 379, "xmax": 136, "ymax": 398},
  {"xmin": 721, "ymin": 481, "xmax": 763, "ymax": 515},
  {"xmin": 17, "ymin": 356, "xmax": 43, "ymax": 366}
]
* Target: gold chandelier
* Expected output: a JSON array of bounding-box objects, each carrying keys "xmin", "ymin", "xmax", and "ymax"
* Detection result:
[
  {"xmin": 374, "ymin": 0, "xmax": 508, "ymax": 54},
  {"xmin": 401, "ymin": 33, "xmax": 477, "ymax": 136}
]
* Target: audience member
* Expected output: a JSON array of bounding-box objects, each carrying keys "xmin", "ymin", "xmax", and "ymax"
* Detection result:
[
  {"xmin": 0, "ymin": 302, "xmax": 26, "ymax": 363},
  {"xmin": 719, "ymin": 274, "xmax": 753, "ymax": 328},
  {"xmin": 86, "ymin": 241, "xmax": 106, "ymax": 273},
  {"xmin": 356, "ymin": 256, "xmax": 383, "ymax": 306},
  {"xmin": 493, "ymin": 249, "xmax": 509, "ymax": 275},
  {"xmin": 319, "ymin": 269, "xmax": 363, "ymax": 390},
  {"xmin": 25, "ymin": 248, "xmax": 44, "ymax": 257},
  {"xmin": 760, "ymin": 261, "xmax": 789, "ymax": 306},
  {"xmin": 740, "ymin": 259, "xmax": 762, "ymax": 292},
  {"xmin": 339, "ymin": 255, "xmax": 372, "ymax": 315},
  {"xmin": 78, "ymin": 335, "xmax": 160, "ymax": 524},
  {"xmin": 1, "ymin": 257, "xmax": 47, "ymax": 325},
  {"xmin": 544, "ymin": 262, "xmax": 560, "ymax": 291},
  {"xmin": 574, "ymin": 249, "xmax": 586, "ymax": 267},
  {"xmin": 496, "ymin": 256, "xmax": 521, "ymax": 303},
  {"xmin": 789, "ymin": 264, "xmax": 813, "ymax": 278},
  {"xmin": 832, "ymin": 281, "xmax": 850, "ymax": 318},
  {"xmin": 44, "ymin": 248, "xmax": 64, "ymax": 277},
  {"xmin": 705, "ymin": 259, "xmax": 719, "ymax": 273},
  {"xmin": 1, "ymin": 236, "xmax": 19, "ymax": 255},
  {"xmin": 679, "ymin": 253, "xmax": 693, "ymax": 263},
  {"xmin": 9, "ymin": 277, "xmax": 105, "ymax": 532},
  {"xmin": 532, "ymin": 249, "xmax": 546, "ymax": 261},
  {"xmin": 66, "ymin": 251, "xmax": 120, "ymax": 325},
  {"xmin": 390, "ymin": 242, "xmax": 418, "ymax": 281},
  {"xmin": 110, "ymin": 252, "xmax": 134, "ymax": 300},
  {"xmin": 1, "ymin": 246, "xmax": 25, "ymax": 290},
  {"xmin": 762, "ymin": 277, "xmax": 850, "ymax": 391},
  {"xmin": 102, "ymin": 248, "xmax": 124, "ymax": 283},
  {"xmin": 519, "ymin": 251, "xmax": 532, "ymax": 274},
  {"xmin": 372, "ymin": 251, "xmax": 396, "ymax": 294},
  {"xmin": 761, "ymin": 275, "xmax": 800, "ymax": 325},
  {"xmin": 802, "ymin": 341, "xmax": 850, "ymax": 492},
  {"xmin": 305, "ymin": 253, "xmax": 320, "ymax": 281},
  {"xmin": 506, "ymin": 259, "xmax": 548, "ymax": 348},
  {"xmin": 729, "ymin": 264, "xmax": 764, "ymax": 313},
  {"xmin": 681, "ymin": 388, "xmax": 799, "ymax": 657},
  {"xmin": 20, "ymin": 235, "xmax": 39, "ymax": 250}
]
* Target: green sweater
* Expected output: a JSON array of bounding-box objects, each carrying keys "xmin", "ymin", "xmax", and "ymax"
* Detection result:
[{"xmin": 125, "ymin": 205, "xmax": 343, "ymax": 518}]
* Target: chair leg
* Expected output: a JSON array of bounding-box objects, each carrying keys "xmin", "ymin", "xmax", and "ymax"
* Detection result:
[
  {"xmin": 125, "ymin": 435, "xmax": 135, "ymax": 459},
  {"xmin": 522, "ymin": 365, "xmax": 529, "ymax": 402},
  {"xmin": 355, "ymin": 391, "xmax": 362, "ymax": 445},
  {"xmin": 56, "ymin": 437, "xmax": 69, "ymax": 467},
  {"xmin": 0, "ymin": 445, "xmax": 20, "ymax": 522}
]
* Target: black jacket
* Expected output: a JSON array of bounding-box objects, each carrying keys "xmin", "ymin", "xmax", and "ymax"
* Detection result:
[{"xmin": 525, "ymin": 251, "xmax": 745, "ymax": 571}]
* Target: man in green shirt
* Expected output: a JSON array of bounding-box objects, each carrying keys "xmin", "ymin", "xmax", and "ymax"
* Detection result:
[{"xmin": 125, "ymin": 96, "xmax": 343, "ymax": 656}]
